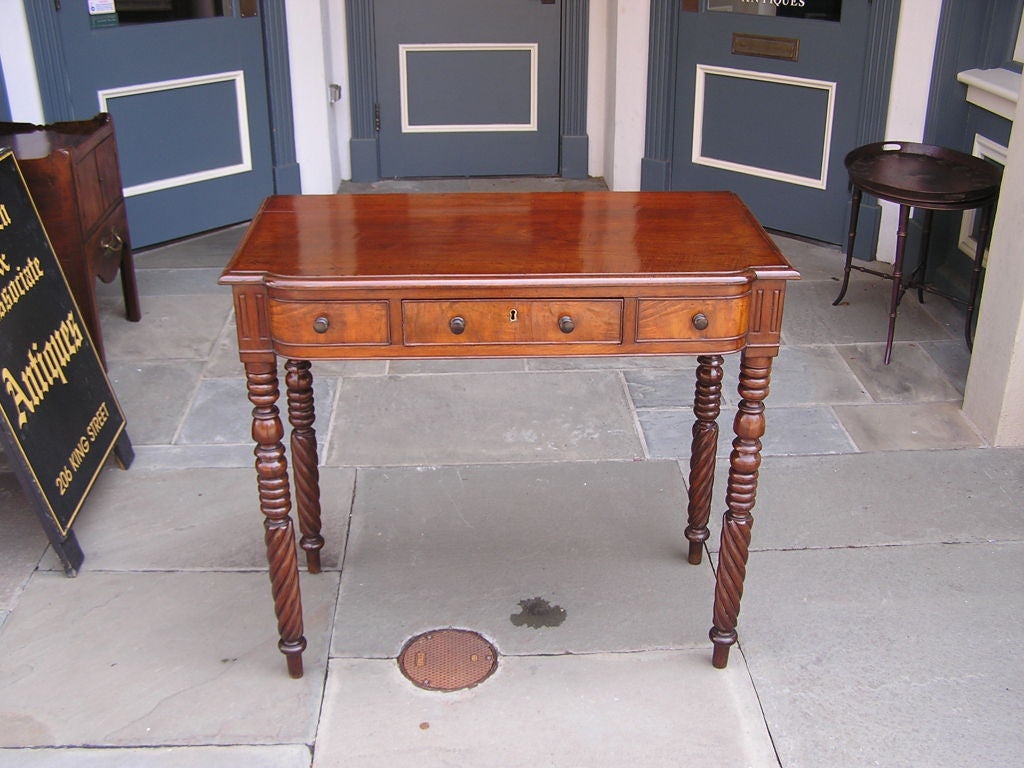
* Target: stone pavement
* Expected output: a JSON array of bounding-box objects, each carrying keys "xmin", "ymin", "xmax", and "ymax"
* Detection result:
[{"xmin": 1, "ymin": 181, "xmax": 1021, "ymax": 767}]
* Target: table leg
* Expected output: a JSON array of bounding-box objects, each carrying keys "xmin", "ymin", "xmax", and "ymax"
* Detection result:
[
  {"xmin": 883, "ymin": 204, "xmax": 912, "ymax": 364},
  {"xmin": 710, "ymin": 351, "xmax": 771, "ymax": 669},
  {"xmin": 910, "ymin": 209, "xmax": 934, "ymax": 305},
  {"xmin": 964, "ymin": 204, "xmax": 993, "ymax": 351},
  {"xmin": 119, "ymin": 231, "xmax": 142, "ymax": 323},
  {"xmin": 833, "ymin": 187, "xmax": 863, "ymax": 306},
  {"xmin": 286, "ymin": 359, "xmax": 325, "ymax": 574},
  {"xmin": 685, "ymin": 355, "xmax": 724, "ymax": 565},
  {"xmin": 246, "ymin": 361, "xmax": 307, "ymax": 678}
]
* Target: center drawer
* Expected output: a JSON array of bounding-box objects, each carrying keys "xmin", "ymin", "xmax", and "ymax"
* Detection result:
[{"xmin": 403, "ymin": 299, "xmax": 623, "ymax": 345}]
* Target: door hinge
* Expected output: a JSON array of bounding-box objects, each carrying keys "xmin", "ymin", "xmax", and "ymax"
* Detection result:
[{"xmin": 374, "ymin": 103, "xmax": 381, "ymax": 133}]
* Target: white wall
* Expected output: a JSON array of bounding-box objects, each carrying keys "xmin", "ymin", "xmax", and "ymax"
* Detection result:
[
  {"xmin": 587, "ymin": 0, "xmax": 609, "ymax": 179},
  {"xmin": 963, "ymin": 80, "xmax": 1024, "ymax": 445},
  {"xmin": 875, "ymin": 0, "xmax": 943, "ymax": 262},
  {"xmin": 286, "ymin": 0, "xmax": 340, "ymax": 193},
  {"xmin": 599, "ymin": 0, "xmax": 649, "ymax": 190},
  {"xmin": 326, "ymin": 0, "xmax": 352, "ymax": 183},
  {"xmin": 0, "ymin": 2, "xmax": 44, "ymax": 123}
]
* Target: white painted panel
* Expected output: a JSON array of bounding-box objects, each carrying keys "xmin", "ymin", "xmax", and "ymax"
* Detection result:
[
  {"xmin": 98, "ymin": 71, "xmax": 252, "ymax": 197},
  {"xmin": 398, "ymin": 43, "xmax": 538, "ymax": 134},
  {"xmin": 960, "ymin": 134, "xmax": 1008, "ymax": 266},
  {"xmin": 691, "ymin": 64, "xmax": 836, "ymax": 190}
]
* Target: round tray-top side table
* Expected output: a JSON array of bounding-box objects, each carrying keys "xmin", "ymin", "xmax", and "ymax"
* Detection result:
[{"xmin": 833, "ymin": 141, "xmax": 1002, "ymax": 364}]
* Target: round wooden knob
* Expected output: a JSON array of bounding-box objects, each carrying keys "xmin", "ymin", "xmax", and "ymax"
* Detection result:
[
  {"xmin": 692, "ymin": 313, "xmax": 709, "ymax": 331},
  {"xmin": 450, "ymin": 316, "xmax": 467, "ymax": 335},
  {"xmin": 313, "ymin": 316, "xmax": 330, "ymax": 334},
  {"xmin": 558, "ymin": 315, "xmax": 575, "ymax": 334}
]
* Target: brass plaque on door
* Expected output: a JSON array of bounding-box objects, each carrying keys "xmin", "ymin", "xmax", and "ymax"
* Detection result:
[
  {"xmin": 732, "ymin": 33, "xmax": 800, "ymax": 62},
  {"xmin": 240, "ymin": 0, "xmax": 259, "ymax": 17}
]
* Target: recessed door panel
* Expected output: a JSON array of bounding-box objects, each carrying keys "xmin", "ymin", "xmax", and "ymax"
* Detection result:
[
  {"xmin": 672, "ymin": 1, "xmax": 870, "ymax": 243},
  {"xmin": 696, "ymin": 67, "xmax": 834, "ymax": 186},
  {"xmin": 100, "ymin": 76, "xmax": 247, "ymax": 192},
  {"xmin": 52, "ymin": 3, "xmax": 274, "ymax": 247},
  {"xmin": 403, "ymin": 46, "xmax": 536, "ymax": 130},
  {"xmin": 375, "ymin": 0, "xmax": 560, "ymax": 178}
]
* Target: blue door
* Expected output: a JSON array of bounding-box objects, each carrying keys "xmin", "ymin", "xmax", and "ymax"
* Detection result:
[
  {"xmin": 52, "ymin": 2, "xmax": 275, "ymax": 247},
  {"xmin": 672, "ymin": 1, "xmax": 872, "ymax": 243},
  {"xmin": 373, "ymin": 0, "xmax": 562, "ymax": 178}
]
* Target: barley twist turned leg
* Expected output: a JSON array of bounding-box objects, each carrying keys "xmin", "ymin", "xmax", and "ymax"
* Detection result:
[
  {"xmin": 286, "ymin": 359, "xmax": 325, "ymax": 574},
  {"xmin": 710, "ymin": 352, "xmax": 772, "ymax": 669},
  {"xmin": 685, "ymin": 355, "xmax": 724, "ymax": 565},
  {"xmin": 246, "ymin": 361, "xmax": 306, "ymax": 678}
]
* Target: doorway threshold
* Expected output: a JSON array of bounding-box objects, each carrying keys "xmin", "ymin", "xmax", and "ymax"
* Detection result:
[{"xmin": 336, "ymin": 176, "xmax": 607, "ymax": 195}]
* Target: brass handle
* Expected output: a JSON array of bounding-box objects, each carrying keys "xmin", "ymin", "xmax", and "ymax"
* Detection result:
[
  {"xmin": 450, "ymin": 316, "xmax": 466, "ymax": 335},
  {"xmin": 101, "ymin": 230, "xmax": 124, "ymax": 254},
  {"xmin": 692, "ymin": 313, "xmax": 709, "ymax": 331},
  {"xmin": 558, "ymin": 315, "xmax": 576, "ymax": 334},
  {"xmin": 313, "ymin": 316, "xmax": 330, "ymax": 334}
]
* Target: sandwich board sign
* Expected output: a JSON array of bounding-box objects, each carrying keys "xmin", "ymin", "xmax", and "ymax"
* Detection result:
[{"xmin": 0, "ymin": 148, "xmax": 133, "ymax": 576}]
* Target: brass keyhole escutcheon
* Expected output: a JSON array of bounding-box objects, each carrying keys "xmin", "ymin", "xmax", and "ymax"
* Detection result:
[
  {"xmin": 509, "ymin": 308, "xmax": 518, "ymax": 322},
  {"xmin": 313, "ymin": 316, "xmax": 330, "ymax": 334},
  {"xmin": 692, "ymin": 313, "xmax": 709, "ymax": 331}
]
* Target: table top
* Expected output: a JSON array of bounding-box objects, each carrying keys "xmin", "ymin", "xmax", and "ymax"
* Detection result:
[
  {"xmin": 220, "ymin": 191, "xmax": 798, "ymax": 289},
  {"xmin": 844, "ymin": 142, "xmax": 1002, "ymax": 208},
  {"xmin": 0, "ymin": 115, "xmax": 112, "ymax": 160}
]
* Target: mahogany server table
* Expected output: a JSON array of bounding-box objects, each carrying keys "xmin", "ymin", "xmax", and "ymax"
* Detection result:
[{"xmin": 220, "ymin": 192, "xmax": 800, "ymax": 677}]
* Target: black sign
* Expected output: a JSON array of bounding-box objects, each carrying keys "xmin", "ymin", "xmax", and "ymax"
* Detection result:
[
  {"xmin": 0, "ymin": 150, "xmax": 130, "ymax": 568},
  {"xmin": 708, "ymin": 0, "xmax": 842, "ymax": 22}
]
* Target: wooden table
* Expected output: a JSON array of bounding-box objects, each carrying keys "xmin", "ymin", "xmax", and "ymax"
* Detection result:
[
  {"xmin": 220, "ymin": 191, "xmax": 799, "ymax": 678},
  {"xmin": 833, "ymin": 142, "xmax": 1001, "ymax": 364}
]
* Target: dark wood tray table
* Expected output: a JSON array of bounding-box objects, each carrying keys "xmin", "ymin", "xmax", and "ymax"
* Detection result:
[{"xmin": 834, "ymin": 142, "xmax": 1002, "ymax": 363}]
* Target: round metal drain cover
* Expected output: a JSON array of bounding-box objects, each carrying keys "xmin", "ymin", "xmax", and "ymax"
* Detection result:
[{"xmin": 398, "ymin": 629, "xmax": 498, "ymax": 692}]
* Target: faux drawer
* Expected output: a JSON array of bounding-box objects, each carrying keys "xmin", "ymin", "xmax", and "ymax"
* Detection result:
[
  {"xmin": 403, "ymin": 299, "xmax": 623, "ymax": 345},
  {"xmin": 84, "ymin": 205, "xmax": 130, "ymax": 284},
  {"xmin": 269, "ymin": 300, "xmax": 390, "ymax": 346},
  {"xmin": 75, "ymin": 135, "xmax": 122, "ymax": 234},
  {"xmin": 635, "ymin": 297, "xmax": 748, "ymax": 342}
]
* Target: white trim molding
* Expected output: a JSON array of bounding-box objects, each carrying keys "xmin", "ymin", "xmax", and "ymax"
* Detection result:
[
  {"xmin": 957, "ymin": 67, "xmax": 1021, "ymax": 122},
  {"xmin": 960, "ymin": 134, "xmax": 1008, "ymax": 266},
  {"xmin": 398, "ymin": 43, "xmax": 538, "ymax": 134},
  {"xmin": 692, "ymin": 64, "xmax": 836, "ymax": 190},
  {"xmin": 97, "ymin": 70, "xmax": 253, "ymax": 197}
]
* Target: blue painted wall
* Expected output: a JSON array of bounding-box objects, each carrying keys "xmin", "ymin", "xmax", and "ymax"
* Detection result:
[{"xmin": 0, "ymin": 58, "xmax": 11, "ymax": 122}]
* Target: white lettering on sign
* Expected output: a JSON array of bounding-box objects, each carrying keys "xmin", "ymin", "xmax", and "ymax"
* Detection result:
[
  {"xmin": 742, "ymin": 0, "xmax": 808, "ymax": 6},
  {"xmin": 88, "ymin": 0, "xmax": 116, "ymax": 15}
]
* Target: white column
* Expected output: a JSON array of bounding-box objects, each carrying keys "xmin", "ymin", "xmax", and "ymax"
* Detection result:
[
  {"xmin": 286, "ymin": 0, "xmax": 339, "ymax": 193},
  {"xmin": 0, "ymin": 3, "xmax": 45, "ymax": 123},
  {"xmin": 876, "ymin": 0, "xmax": 942, "ymax": 262},
  {"xmin": 962, "ymin": 81, "xmax": 1024, "ymax": 445},
  {"xmin": 600, "ymin": 0, "xmax": 649, "ymax": 191}
]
